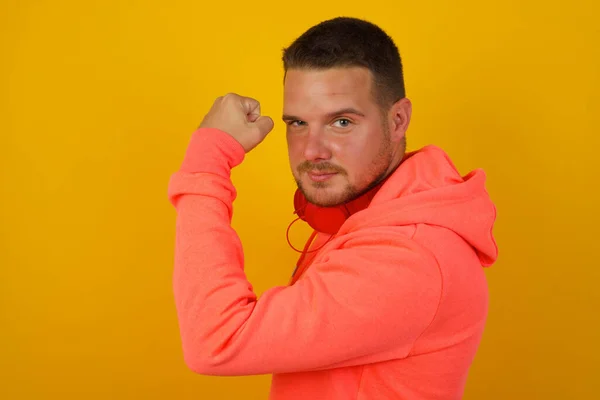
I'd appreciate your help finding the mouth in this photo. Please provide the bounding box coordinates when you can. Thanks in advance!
[307,171,338,182]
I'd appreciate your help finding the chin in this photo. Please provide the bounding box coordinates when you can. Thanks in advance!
[307,194,346,207]
[299,181,357,207]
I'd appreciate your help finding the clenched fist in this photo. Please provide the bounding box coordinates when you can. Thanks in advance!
[199,93,274,153]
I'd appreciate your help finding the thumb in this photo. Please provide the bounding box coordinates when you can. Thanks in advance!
[253,115,274,136]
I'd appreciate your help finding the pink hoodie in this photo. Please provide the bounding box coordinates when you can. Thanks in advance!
[167,127,498,399]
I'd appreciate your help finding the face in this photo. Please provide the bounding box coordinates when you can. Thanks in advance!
[283,67,409,207]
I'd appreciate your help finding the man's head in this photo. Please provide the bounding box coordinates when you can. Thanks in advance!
[282,17,412,207]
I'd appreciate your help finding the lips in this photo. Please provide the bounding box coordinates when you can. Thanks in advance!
[307,171,338,182]
[309,171,336,176]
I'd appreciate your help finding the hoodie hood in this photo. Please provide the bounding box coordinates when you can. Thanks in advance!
[340,145,498,267]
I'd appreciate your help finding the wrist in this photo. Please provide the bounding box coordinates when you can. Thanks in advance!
[179,128,246,176]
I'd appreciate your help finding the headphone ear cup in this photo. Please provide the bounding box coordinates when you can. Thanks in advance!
[294,189,350,235]
[304,204,349,235]
[293,177,387,235]
[293,189,308,220]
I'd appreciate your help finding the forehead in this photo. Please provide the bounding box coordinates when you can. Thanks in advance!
[283,67,375,114]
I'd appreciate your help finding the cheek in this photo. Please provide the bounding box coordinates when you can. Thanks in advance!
[286,136,304,167]
[287,136,298,154]
[333,136,380,173]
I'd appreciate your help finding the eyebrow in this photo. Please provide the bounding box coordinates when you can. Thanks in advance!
[282,107,366,122]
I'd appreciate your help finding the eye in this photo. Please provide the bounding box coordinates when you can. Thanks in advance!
[287,120,306,127]
[332,118,352,128]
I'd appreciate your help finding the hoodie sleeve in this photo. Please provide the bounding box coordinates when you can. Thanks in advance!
[167,128,443,376]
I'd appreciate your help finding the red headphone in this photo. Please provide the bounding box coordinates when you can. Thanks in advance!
[286,178,388,252]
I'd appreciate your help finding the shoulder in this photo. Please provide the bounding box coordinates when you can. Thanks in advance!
[312,225,442,286]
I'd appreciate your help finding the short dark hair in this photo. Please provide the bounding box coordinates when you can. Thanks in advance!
[282,17,405,110]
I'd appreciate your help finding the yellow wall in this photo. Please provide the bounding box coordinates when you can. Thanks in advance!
[1,1,598,398]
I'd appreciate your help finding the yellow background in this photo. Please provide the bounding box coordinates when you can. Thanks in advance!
[1,1,598,398]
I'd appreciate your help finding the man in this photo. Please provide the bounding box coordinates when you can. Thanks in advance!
[167,16,498,399]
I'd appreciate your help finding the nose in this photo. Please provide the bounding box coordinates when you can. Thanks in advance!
[303,128,332,162]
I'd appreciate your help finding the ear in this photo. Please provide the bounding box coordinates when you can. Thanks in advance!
[388,97,412,143]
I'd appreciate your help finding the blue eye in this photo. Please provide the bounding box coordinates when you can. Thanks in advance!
[289,120,305,127]
[333,118,351,128]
